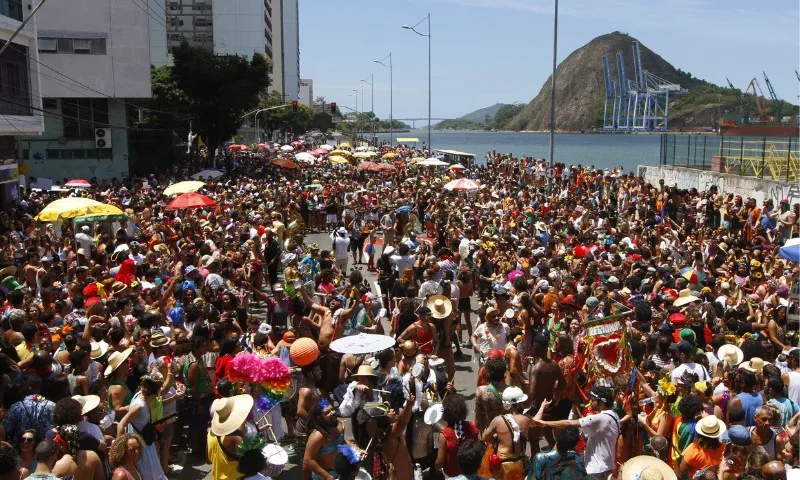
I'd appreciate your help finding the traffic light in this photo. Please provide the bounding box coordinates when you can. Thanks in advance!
[330,102,336,113]
[292,101,298,112]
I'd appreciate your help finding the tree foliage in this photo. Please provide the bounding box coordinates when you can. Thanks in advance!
[170,42,270,165]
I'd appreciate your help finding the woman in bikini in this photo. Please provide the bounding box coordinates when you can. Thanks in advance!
[109,434,144,480]
[397,306,438,355]
[303,400,363,480]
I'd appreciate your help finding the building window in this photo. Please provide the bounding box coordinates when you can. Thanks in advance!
[168,1,179,10]
[73,39,90,54]
[42,98,57,109]
[169,33,182,41]
[56,39,72,53]
[41,37,106,55]
[89,39,106,54]
[38,38,57,53]
[0,0,22,22]
[46,148,111,160]
[61,98,109,139]
[195,2,208,10]
[168,17,184,27]
[0,42,30,116]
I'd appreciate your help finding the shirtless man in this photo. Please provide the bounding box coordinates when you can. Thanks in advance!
[23,252,44,294]
[302,401,362,480]
[296,362,323,438]
[479,387,531,479]
[527,333,566,454]
[365,394,415,480]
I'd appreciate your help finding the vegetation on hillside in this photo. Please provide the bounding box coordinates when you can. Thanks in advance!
[434,103,525,130]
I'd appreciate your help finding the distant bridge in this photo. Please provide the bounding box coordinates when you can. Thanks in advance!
[392,117,451,128]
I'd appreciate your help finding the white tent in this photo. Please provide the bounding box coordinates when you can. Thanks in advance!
[190,169,224,179]
[417,158,449,167]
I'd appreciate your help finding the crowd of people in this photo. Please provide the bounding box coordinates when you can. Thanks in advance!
[0,138,795,480]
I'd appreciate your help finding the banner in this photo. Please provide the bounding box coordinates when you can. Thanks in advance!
[581,312,632,388]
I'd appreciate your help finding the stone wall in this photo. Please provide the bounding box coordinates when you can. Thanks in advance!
[637,165,800,206]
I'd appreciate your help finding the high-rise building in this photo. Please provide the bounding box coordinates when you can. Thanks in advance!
[151,0,299,102]
[299,79,313,107]
[16,0,152,182]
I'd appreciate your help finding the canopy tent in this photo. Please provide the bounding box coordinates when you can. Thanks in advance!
[190,170,224,180]
[396,137,420,143]
[164,181,205,196]
[416,158,449,167]
[35,198,124,222]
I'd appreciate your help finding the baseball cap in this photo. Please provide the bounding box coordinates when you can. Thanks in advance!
[679,328,696,343]
[727,425,751,446]
[670,340,692,354]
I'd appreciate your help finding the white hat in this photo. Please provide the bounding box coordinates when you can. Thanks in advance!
[695,415,727,439]
[717,344,744,367]
[72,395,101,415]
[502,386,528,408]
[81,225,90,232]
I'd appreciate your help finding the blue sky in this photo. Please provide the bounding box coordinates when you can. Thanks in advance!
[298,0,799,121]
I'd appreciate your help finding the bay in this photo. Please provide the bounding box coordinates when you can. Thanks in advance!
[373,130,662,172]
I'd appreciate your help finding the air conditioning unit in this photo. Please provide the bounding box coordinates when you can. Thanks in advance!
[94,128,111,149]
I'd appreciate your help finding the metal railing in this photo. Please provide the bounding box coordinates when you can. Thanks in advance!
[660,133,799,182]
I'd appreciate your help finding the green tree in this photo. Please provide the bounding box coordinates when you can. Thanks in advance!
[170,42,270,168]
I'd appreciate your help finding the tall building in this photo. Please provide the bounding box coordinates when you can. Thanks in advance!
[279,0,299,101]
[0,0,46,207]
[299,79,313,107]
[17,0,152,181]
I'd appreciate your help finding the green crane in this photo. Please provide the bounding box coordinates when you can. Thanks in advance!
[762,71,784,121]
[726,77,750,124]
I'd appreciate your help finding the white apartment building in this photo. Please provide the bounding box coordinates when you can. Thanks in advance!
[0,0,45,208]
[299,79,313,107]
[17,0,152,181]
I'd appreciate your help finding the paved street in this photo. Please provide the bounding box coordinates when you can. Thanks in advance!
[179,230,481,479]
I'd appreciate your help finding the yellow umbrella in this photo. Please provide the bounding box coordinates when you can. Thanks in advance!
[382,152,398,160]
[339,142,351,148]
[329,149,351,156]
[353,152,374,159]
[163,180,205,196]
[410,157,426,164]
[35,198,124,222]
[329,155,350,164]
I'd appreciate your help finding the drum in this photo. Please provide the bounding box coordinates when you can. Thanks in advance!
[262,443,288,477]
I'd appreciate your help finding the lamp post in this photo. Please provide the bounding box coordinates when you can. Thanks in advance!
[350,89,360,141]
[374,53,392,147]
[403,13,431,152]
[548,0,558,172]
[362,75,374,143]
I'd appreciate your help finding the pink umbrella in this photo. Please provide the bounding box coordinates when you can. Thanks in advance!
[65,179,91,188]
[443,178,479,191]
[310,148,328,156]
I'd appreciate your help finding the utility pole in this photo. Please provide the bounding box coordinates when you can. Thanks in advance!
[547,0,558,193]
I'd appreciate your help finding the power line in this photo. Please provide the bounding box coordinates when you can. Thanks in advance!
[2,114,25,134]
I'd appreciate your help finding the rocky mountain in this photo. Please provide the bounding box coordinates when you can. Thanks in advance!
[506,31,709,132]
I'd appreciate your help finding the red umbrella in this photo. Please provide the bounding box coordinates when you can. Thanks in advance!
[573,245,590,258]
[228,144,249,151]
[357,161,378,171]
[416,236,435,246]
[166,192,216,210]
[65,179,91,188]
[290,141,303,147]
[376,163,396,173]
[273,159,299,169]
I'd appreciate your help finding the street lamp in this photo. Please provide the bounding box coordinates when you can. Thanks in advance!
[350,89,360,140]
[403,13,431,152]
[548,0,558,172]
[374,53,392,147]
[362,75,374,143]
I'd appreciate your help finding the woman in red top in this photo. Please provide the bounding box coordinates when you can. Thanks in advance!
[398,306,438,355]
[435,394,479,477]
[213,337,240,393]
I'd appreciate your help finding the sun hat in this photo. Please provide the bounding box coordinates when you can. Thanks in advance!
[150,331,170,348]
[104,347,133,377]
[673,289,700,307]
[72,395,101,415]
[695,415,726,438]
[347,364,378,381]
[502,386,528,408]
[619,456,677,480]
[425,295,452,319]
[739,357,770,373]
[717,344,744,367]
[210,394,254,436]
[485,307,500,319]
[427,355,445,367]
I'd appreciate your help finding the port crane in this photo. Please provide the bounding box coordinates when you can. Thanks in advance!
[762,71,784,121]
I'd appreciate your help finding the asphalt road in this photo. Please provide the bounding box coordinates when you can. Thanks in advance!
[179,231,481,480]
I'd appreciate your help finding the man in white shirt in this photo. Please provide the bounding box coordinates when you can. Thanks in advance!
[379,211,396,254]
[471,307,510,362]
[75,225,93,254]
[670,340,710,383]
[417,268,441,298]
[330,227,350,272]
[389,243,413,274]
[533,385,626,480]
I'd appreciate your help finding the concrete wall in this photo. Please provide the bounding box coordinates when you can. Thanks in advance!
[21,101,131,180]
[638,165,800,206]
[212,0,265,59]
[36,0,152,98]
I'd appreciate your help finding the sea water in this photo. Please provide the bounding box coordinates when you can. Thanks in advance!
[374,130,662,172]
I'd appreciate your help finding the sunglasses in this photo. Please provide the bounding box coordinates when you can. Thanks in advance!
[20,437,35,444]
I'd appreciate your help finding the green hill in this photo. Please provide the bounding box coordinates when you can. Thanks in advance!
[435,103,525,130]
[460,103,507,124]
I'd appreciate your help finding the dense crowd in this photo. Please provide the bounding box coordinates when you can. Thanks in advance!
[0,139,795,480]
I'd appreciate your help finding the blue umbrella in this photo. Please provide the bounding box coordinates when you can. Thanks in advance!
[779,238,800,263]
[396,205,411,214]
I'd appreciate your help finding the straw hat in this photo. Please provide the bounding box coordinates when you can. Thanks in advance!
[150,331,170,348]
[90,341,109,360]
[673,289,700,307]
[695,415,727,439]
[425,295,452,319]
[739,357,771,373]
[72,395,100,415]
[210,394,254,436]
[104,347,133,377]
[0,265,16,278]
[620,456,676,480]
[717,344,744,367]
[400,340,418,357]
[347,364,378,381]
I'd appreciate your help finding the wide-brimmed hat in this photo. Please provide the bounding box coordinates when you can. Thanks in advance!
[739,357,770,373]
[348,364,378,381]
[90,341,109,360]
[717,344,744,367]
[619,456,677,480]
[150,331,170,348]
[1,276,23,292]
[0,266,16,278]
[673,289,700,307]
[210,394,254,436]
[72,395,100,415]
[104,347,133,377]
[534,221,547,232]
[502,386,528,407]
[425,295,452,319]
[695,415,726,439]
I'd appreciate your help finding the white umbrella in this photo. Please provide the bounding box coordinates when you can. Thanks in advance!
[444,178,479,191]
[417,158,449,167]
[294,152,317,163]
[329,333,396,354]
[280,145,294,152]
[319,144,334,151]
[355,146,369,152]
[190,169,224,180]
